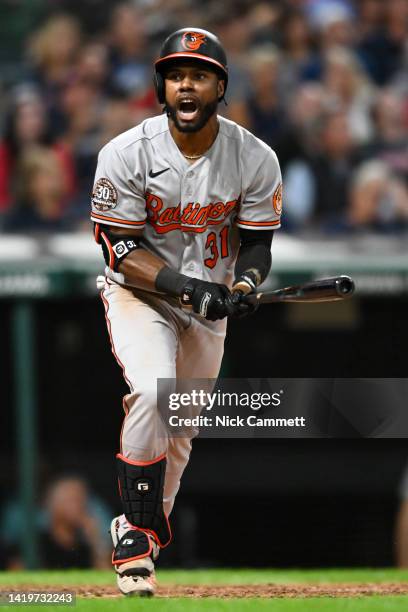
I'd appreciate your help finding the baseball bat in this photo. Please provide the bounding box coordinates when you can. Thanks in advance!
[243,275,355,305]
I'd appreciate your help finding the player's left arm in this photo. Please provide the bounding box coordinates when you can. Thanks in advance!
[232,227,274,295]
[226,228,274,318]
[228,145,282,317]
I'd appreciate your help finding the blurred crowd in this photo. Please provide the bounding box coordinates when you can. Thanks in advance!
[0,0,407,235]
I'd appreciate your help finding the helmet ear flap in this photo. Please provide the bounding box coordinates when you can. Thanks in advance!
[154,71,165,104]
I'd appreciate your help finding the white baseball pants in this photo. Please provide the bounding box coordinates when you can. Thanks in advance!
[100,278,226,516]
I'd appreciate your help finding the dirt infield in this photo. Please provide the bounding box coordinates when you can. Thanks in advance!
[4,583,408,599]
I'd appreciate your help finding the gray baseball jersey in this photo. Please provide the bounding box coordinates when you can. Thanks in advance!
[91,114,282,288]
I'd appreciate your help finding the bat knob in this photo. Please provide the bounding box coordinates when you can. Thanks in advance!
[337,276,355,296]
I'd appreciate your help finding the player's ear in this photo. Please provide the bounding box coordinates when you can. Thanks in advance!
[217,78,225,100]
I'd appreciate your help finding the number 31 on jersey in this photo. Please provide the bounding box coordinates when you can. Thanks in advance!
[204,227,229,269]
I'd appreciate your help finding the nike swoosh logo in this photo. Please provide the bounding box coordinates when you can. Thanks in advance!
[149,167,170,178]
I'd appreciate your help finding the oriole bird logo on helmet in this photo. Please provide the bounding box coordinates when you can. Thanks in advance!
[181,31,206,51]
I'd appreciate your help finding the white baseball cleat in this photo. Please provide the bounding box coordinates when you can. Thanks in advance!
[111,514,159,597]
[115,563,157,597]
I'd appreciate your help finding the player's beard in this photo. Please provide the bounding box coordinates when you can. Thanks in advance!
[165,97,219,133]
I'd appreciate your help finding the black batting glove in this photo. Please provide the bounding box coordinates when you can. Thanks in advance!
[225,291,259,319]
[180,279,231,321]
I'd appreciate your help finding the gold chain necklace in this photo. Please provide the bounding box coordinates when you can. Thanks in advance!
[176,122,219,161]
[182,151,203,160]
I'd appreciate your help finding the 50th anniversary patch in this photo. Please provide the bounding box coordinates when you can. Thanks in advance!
[92,178,118,211]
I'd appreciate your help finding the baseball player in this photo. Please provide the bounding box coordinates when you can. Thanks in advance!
[91,27,282,596]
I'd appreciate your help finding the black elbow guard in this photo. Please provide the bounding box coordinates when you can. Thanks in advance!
[94,223,140,271]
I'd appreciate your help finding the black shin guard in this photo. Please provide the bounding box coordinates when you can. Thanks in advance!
[116,453,172,547]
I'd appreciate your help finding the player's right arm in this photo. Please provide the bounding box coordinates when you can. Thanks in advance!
[100,225,166,293]
[96,223,230,321]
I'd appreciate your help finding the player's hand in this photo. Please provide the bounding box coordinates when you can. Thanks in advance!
[225,273,259,318]
[180,279,231,321]
[225,291,259,318]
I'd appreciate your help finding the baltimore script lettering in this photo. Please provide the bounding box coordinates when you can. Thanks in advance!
[145,192,241,233]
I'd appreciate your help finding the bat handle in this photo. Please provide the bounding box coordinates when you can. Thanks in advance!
[231,290,244,305]
[231,274,257,306]
[242,292,260,305]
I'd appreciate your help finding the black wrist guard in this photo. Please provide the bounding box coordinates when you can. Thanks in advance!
[155,266,190,297]
[94,223,140,272]
[233,270,258,295]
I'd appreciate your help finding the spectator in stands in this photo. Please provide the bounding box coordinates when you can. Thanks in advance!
[241,45,286,148]
[358,89,408,183]
[210,3,253,127]
[308,1,356,52]
[276,82,326,171]
[107,3,151,101]
[348,160,408,231]
[311,107,357,229]
[278,84,327,228]
[38,477,110,569]
[245,0,282,46]
[304,0,355,42]
[0,86,76,213]
[3,147,71,233]
[75,42,111,94]
[59,78,104,200]
[52,0,118,37]
[283,107,356,231]
[356,0,407,85]
[105,2,159,121]
[322,47,376,144]
[279,8,321,99]
[4,476,110,569]
[98,94,134,148]
[66,92,135,229]
[26,14,82,134]
[301,1,356,81]
[356,0,385,39]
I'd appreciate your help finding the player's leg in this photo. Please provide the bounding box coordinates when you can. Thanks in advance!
[102,281,177,459]
[163,317,226,516]
[101,281,178,595]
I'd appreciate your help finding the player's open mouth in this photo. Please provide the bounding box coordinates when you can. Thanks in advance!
[177,98,200,121]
